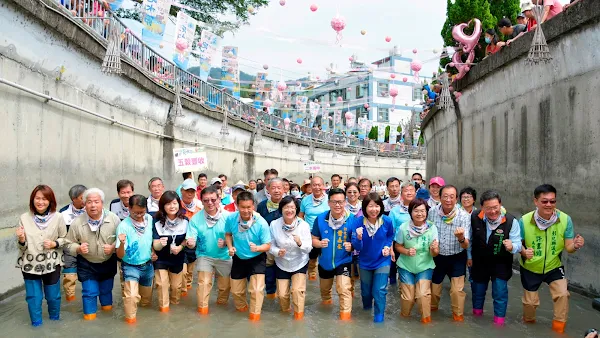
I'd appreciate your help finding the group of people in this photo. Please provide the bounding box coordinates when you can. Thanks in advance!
[15,169,584,333]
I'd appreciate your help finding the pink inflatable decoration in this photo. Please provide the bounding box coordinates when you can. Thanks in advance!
[277,81,287,91]
[390,74,396,79]
[349,56,354,62]
[412,49,418,54]
[284,117,291,128]
[452,50,475,80]
[452,19,482,54]
[337,97,343,102]
[402,77,408,82]
[263,64,269,70]
[264,99,273,108]
[347,87,352,91]
[345,112,353,120]
[331,15,346,44]
[297,58,303,64]
[410,60,423,82]
[385,36,392,43]
[310,4,318,12]
[125,28,131,33]
[251,84,256,88]
[390,87,399,111]
[364,103,369,109]
[279,0,286,6]
[454,92,462,101]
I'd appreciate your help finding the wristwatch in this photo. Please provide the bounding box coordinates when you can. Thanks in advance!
[458,238,465,244]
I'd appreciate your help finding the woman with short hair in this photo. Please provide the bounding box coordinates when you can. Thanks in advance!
[16,185,67,326]
[152,191,188,312]
[352,193,394,323]
[269,196,313,319]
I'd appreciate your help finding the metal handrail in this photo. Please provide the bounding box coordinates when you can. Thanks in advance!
[52,0,425,157]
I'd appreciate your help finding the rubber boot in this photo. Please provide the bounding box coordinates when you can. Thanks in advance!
[431,283,442,311]
[181,263,189,296]
[291,273,306,319]
[336,275,352,320]
[216,275,230,305]
[416,279,432,323]
[196,271,213,314]
[231,278,248,312]
[169,271,182,306]
[248,274,265,321]
[400,283,416,317]
[276,279,291,312]
[123,281,141,323]
[549,279,570,333]
[320,278,334,304]
[44,281,62,321]
[98,278,114,311]
[308,258,318,281]
[63,273,77,302]
[118,261,125,298]
[522,290,540,323]
[155,269,170,312]
[81,280,99,318]
[24,279,43,327]
[139,285,153,307]
[450,277,466,321]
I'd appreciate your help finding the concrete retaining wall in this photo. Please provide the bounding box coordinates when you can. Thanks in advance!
[421,1,600,295]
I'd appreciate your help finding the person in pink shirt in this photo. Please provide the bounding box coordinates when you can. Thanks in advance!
[533,0,563,23]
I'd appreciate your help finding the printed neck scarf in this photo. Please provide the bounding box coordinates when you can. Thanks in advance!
[408,220,432,239]
[120,201,130,218]
[204,209,222,228]
[131,216,148,236]
[184,199,197,211]
[485,207,507,231]
[160,216,187,236]
[439,204,458,225]
[328,212,347,230]
[148,196,160,211]
[282,217,299,232]
[312,194,326,207]
[70,203,86,217]
[399,203,409,213]
[64,203,86,224]
[33,210,54,230]
[364,217,383,237]
[534,208,558,231]
[87,210,105,232]
[266,198,280,213]
[345,200,361,215]
[238,213,256,232]
[387,195,402,209]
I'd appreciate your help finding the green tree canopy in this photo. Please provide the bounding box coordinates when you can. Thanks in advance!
[489,0,521,25]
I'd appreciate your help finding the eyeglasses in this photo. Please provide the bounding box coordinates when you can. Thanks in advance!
[412,209,427,214]
[131,211,146,217]
[461,195,473,200]
[441,195,456,200]
[283,206,296,211]
[202,199,218,204]
[538,200,556,205]
[329,200,345,206]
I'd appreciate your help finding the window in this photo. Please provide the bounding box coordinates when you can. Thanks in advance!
[343,88,350,100]
[377,82,389,97]
[356,85,365,98]
[412,85,422,102]
[378,108,389,122]
[329,91,338,102]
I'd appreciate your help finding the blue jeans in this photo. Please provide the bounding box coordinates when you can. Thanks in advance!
[359,265,390,322]
[24,279,61,326]
[472,278,508,317]
[121,261,154,287]
[82,279,114,314]
[399,268,434,285]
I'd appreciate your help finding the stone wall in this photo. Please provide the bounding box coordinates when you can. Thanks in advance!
[421,1,600,295]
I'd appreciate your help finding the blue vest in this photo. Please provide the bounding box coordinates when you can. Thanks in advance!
[314,211,355,271]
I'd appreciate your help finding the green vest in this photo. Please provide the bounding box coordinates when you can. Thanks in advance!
[397,222,436,274]
[520,210,568,274]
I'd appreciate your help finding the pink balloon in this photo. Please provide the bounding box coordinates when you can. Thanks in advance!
[448,62,455,67]
[279,0,286,6]
[264,99,273,108]
[389,88,398,97]
[449,86,454,92]
[452,50,475,80]
[347,87,352,91]
[331,16,346,33]
[412,49,418,54]
[390,74,396,79]
[452,19,482,53]
[364,103,369,109]
[454,92,462,101]
[402,77,408,82]
[251,84,256,88]
[337,97,343,102]
[345,112,353,120]
[297,58,303,64]
[284,117,291,127]
[310,4,318,12]
[277,81,287,91]
[385,36,392,43]
[349,56,354,62]
[125,28,131,33]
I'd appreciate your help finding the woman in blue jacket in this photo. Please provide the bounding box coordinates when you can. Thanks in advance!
[352,192,394,323]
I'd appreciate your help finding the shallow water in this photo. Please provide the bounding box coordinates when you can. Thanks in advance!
[0,271,598,338]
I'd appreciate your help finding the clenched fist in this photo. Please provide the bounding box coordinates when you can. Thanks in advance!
[217,238,225,248]
[356,227,363,241]
[170,243,182,255]
[454,227,465,240]
[78,242,89,254]
[430,239,439,252]
[408,248,417,257]
[574,234,585,249]
[228,246,237,257]
[159,237,168,248]
[249,242,258,252]
[118,233,126,243]
[16,226,25,243]
[278,248,287,257]
[502,239,513,252]
[187,238,196,248]
[103,244,115,255]
[320,239,329,248]
[43,240,55,249]
[382,246,390,257]
[522,247,534,260]
[344,242,352,252]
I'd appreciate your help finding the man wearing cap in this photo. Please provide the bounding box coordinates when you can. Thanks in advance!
[428,184,471,322]
[257,178,285,298]
[176,172,193,198]
[255,169,279,206]
[517,12,527,26]
[180,178,203,296]
[210,177,232,206]
[427,177,445,209]
[225,182,248,212]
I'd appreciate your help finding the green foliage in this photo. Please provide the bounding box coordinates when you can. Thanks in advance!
[440,0,496,67]
[489,0,521,24]
[384,125,391,143]
[368,126,378,140]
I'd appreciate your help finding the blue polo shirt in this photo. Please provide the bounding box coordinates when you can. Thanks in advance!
[225,212,271,260]
[300,194,330,230]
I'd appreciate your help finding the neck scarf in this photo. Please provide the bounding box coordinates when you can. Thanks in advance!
[64,203,86,224]
[533,208,558,231]
[266,198,280,213]
[264,189,272,201]
[204,209,222,228]
[387,195,402,209]
[159,216,187,236]
[70,203,86,217]
[120,201,130,218]
[238,213,256,232]
[439,204,458,225]
[408,220,432,239]
[131,216,148,236]
[399,202,409,213]
[184,199,197,211]
[328,212,347,230]
[87,210,105,232]
[364,217,383,237]
[282,217,299,232]
[148,196,159,211]
[32,210,54,230]
[345,200,361,215]
[312,194,326,207]
[484,207,507,231]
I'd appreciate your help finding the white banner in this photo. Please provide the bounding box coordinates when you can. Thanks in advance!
[173,147,208,173]
[173,11,197,70]
[303,161,322,173]
[195,29,219,81]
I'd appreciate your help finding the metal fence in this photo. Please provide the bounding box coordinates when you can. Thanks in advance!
[56,0,425,158]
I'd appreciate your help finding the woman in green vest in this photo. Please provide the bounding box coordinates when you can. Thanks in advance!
[519,184,585,334]
[395,198,439,323]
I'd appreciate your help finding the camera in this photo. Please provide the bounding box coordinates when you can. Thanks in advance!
[585,329,598,338]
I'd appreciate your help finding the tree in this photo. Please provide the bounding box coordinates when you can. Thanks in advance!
[368,126,378,140]
[440,0,496,67]
[489,0,521,25]
[117,0,269,37]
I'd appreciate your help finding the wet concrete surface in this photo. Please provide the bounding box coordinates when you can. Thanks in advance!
[0,270,599,338]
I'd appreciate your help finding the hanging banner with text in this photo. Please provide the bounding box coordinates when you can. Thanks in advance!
[141,0,170,49]
[303,161,322,173]
[221,46,240,98]
[173,147,208,173]
[173,11,198,70]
